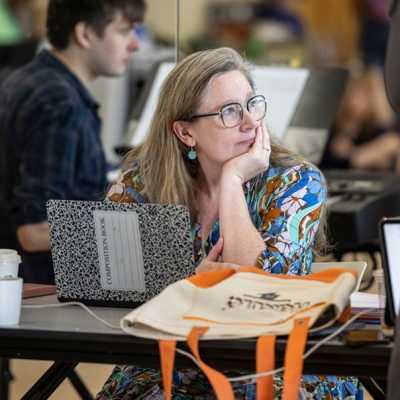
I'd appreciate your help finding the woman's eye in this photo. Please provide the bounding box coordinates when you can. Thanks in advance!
[248,98,261,108]
[222,105,238,116]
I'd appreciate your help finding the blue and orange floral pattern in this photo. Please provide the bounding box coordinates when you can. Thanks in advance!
[108,162,326,275]
[98,162,363,400]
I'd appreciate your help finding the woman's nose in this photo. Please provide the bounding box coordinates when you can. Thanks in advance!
[240,109,258,131]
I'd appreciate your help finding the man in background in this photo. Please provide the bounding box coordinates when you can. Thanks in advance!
[0,0,146,283]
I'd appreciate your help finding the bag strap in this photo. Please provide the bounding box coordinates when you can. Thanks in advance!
[161,320,309,400]
[256,335,276,400]
[282,317,310,400]
[159,340,176,400]
[187,327,235,400]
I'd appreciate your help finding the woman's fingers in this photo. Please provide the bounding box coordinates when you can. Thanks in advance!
[263,124,271,149]
[206,237,223,261]
[254,124,263,151]
[195,260,240,274]
[251,124,270,156]
[224,263,240,271]
[260,124,266,149]
[261,123,271,151]
[247,125,264,158]
[197,237,239,273]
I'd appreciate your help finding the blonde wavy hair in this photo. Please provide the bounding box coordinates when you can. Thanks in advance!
[125,47,328,253]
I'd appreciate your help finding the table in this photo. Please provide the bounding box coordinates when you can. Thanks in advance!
[0,296,392,399]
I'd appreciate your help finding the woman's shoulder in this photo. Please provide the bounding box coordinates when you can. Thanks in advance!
[107,162,146,203]
[268,161,323,178]
[266,161,325,186]
[248,161,326,197]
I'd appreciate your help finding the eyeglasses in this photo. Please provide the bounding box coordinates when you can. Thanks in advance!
[188,95,267,128]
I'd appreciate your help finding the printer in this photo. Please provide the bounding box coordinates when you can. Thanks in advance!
[325,169,400,251]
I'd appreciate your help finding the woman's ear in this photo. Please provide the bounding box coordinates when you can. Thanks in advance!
[172,121,196,147]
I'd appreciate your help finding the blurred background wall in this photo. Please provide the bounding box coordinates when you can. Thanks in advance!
[2,0,365,67]
[1,0,394,172]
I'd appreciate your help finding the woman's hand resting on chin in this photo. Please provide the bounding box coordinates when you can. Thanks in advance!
[222,123,271,184]
[195,237,240,273]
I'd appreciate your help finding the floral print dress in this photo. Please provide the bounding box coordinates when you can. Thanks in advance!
[97,162,363,400]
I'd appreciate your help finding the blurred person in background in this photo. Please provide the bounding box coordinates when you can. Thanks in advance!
[321,0,400,172]
[0,0,146,283]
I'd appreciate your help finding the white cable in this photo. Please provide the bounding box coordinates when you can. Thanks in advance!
[302,309,372,360]
[369,377,385,396]
[22,302,375,383]
[177,309,375,383]
[22,302,121,330]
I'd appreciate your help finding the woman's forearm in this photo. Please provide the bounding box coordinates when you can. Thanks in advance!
[219,174,266,265]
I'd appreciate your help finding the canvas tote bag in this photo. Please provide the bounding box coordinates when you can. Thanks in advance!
[121,266,357,400]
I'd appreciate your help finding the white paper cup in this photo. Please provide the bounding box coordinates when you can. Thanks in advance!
[0,249,21,278]
[0,277,23,325]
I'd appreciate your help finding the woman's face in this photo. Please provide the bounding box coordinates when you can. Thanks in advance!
[187,70,264,167]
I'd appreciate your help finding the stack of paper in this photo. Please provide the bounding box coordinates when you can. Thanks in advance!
[350,291,385,322]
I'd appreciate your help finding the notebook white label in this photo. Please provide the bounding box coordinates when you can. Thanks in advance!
[94,210,146,291]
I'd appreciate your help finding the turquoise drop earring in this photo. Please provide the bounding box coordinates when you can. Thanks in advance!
[188,147,197,160]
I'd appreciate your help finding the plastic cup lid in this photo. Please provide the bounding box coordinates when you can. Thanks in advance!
[0,276,21,281]
[0,249,21,264]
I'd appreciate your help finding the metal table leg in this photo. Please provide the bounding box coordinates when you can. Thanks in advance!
[0,358,13,400]
[68,369,94,399]
[21,361,78,400]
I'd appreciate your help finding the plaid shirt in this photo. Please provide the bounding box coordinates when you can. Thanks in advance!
[0,50,107,283]
[0,49,107,227]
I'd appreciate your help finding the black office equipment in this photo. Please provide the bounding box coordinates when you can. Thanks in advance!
[325,169,400,251]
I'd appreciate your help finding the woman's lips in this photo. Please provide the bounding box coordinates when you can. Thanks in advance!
[238,138,255,146]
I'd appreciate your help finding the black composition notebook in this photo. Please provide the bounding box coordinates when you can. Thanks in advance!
[47,200,194,307]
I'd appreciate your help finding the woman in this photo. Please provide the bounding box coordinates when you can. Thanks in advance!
[98,47,361,399]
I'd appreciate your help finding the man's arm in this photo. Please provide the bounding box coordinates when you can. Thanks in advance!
[13,100,80,252]
[16,222,50,252]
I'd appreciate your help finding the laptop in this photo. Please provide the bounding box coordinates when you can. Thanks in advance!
[379,217,400,326]
[47,200,194,307]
